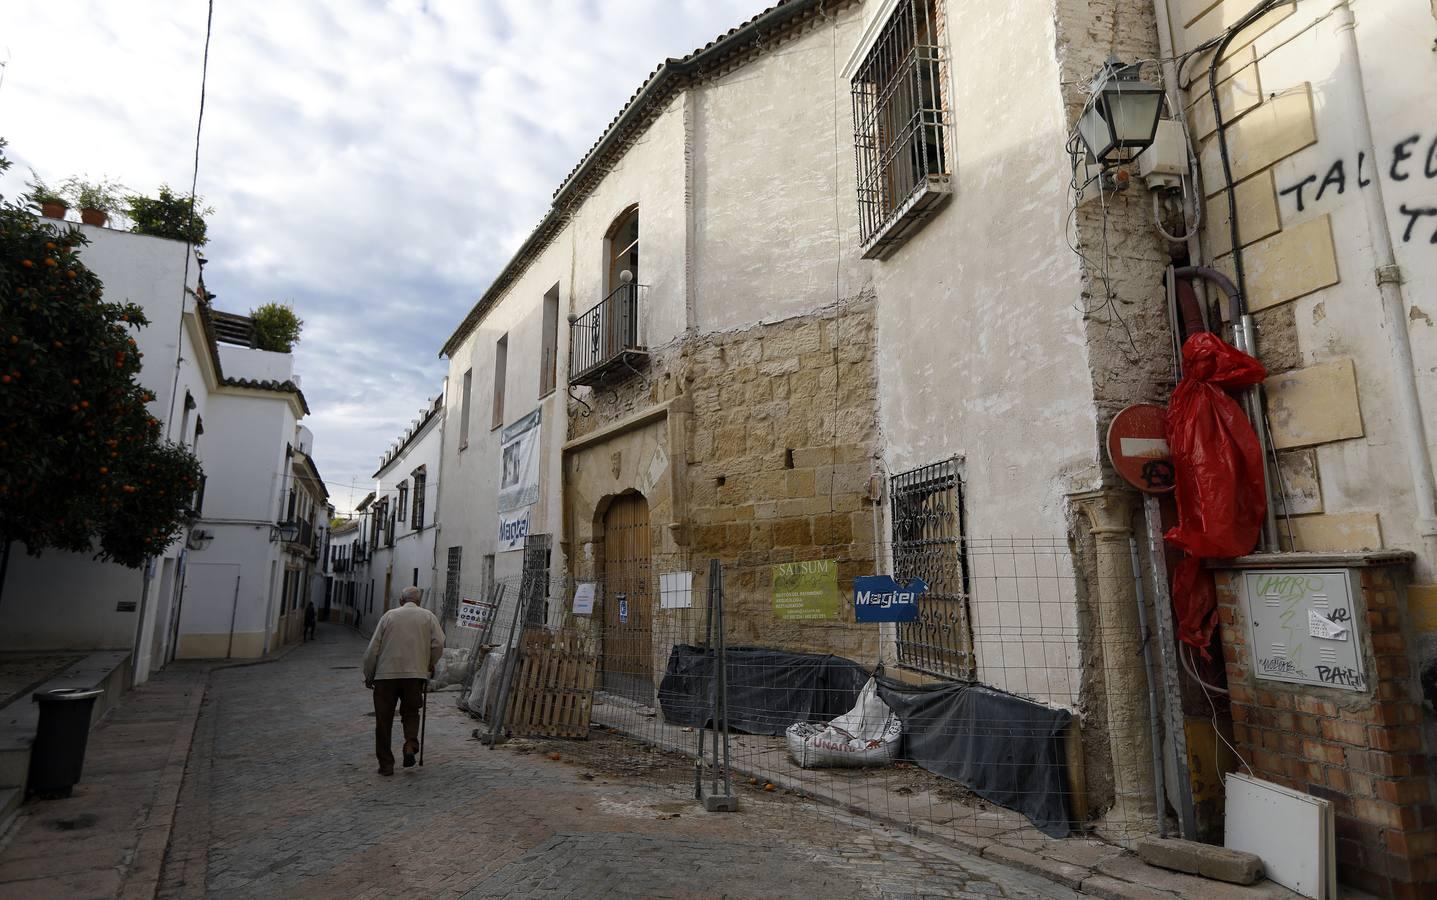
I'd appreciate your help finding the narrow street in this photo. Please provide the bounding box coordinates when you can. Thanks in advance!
[153,625,1076,899]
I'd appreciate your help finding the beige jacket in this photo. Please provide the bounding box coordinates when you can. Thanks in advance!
[362,602,445,681]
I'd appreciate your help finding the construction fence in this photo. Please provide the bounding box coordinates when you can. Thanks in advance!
[438,534,1177,852]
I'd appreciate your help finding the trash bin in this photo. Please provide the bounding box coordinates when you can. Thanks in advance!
[28,687,104,798]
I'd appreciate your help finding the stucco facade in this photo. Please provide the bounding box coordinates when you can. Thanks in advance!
[366,395,445,618]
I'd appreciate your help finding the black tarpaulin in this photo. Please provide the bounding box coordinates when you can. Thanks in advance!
[876,678,1074,838]
[657,645,870,736]
[655,646,1075,837]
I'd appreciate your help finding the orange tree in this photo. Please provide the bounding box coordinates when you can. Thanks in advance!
[0,140,203,586]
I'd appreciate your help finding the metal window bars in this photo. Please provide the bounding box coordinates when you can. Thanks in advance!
[850,0,953,259]
[890,457,974,680]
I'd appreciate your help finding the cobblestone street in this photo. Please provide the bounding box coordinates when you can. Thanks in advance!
[159,625,1077,899]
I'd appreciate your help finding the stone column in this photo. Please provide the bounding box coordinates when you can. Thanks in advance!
[1071,489,1158,845]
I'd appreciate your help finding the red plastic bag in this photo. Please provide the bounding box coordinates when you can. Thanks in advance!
[1164,333,1267,651]
[1171,556,1220,655]
[1164,333,1267,559]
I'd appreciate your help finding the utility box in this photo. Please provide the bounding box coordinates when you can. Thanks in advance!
[1239,569,1367,692]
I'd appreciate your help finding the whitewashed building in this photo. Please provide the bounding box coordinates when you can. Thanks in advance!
[365,395,445,625]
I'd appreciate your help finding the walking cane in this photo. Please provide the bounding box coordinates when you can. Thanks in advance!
[419,682,428,767]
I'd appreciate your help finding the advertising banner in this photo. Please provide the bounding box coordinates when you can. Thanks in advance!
[772,559,839,621]
[497,506,532,553]
[852,575,927,623]
[498,409,541,513]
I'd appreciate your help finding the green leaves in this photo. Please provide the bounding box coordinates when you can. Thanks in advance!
[126,185,211,246]
[250,301,303,353]
[1,145,203,568]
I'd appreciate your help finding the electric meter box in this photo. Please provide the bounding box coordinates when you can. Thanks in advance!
[1240,569,1367,693]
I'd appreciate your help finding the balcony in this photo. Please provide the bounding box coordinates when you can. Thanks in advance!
[569,282,648,387]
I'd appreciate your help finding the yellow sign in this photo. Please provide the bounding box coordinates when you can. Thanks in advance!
[772,559,839,621]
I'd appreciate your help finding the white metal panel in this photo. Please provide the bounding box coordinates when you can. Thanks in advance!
[1241,569,1367,692]
[1225,772,1335,899]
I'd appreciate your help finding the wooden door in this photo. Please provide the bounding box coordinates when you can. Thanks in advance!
[602,493,652,703]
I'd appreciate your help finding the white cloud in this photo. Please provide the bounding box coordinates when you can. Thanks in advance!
[0,0,771,509]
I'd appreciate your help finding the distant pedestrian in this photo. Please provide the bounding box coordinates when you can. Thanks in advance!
[362,586,444,775]
[303,602,317,642]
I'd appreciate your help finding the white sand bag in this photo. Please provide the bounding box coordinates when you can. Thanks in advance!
[785,677,902,769]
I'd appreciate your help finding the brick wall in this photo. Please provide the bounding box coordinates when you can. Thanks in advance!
[1215,565,1436,899]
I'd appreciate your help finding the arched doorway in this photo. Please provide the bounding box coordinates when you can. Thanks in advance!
[602,492,652,703]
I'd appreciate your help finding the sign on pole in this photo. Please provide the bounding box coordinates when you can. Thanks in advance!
[1106,403,1175,494]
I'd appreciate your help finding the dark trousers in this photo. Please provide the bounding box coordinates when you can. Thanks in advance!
[372,678,424,770]
[303,621,316,640]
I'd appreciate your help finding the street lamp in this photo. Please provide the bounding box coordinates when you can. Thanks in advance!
[271,520,300,543]
[1077,58,1165,168]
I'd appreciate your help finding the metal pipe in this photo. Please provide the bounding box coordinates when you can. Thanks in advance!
[1332,2,1437,573]
[1130,537,1168,839]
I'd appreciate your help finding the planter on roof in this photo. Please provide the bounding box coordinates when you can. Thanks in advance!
[79,208,108,227]
[40,201,69,220]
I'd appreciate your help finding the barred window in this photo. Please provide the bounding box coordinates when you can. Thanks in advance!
[444,546,462,620]
[851,0,952,259]
[890,457,972,680]
[412,468,427,529]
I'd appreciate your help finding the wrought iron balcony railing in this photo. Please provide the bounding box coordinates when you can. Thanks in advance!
[569,282,648,387]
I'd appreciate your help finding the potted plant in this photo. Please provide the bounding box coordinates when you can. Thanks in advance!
[62,177,122,227]
[26,172,68,219]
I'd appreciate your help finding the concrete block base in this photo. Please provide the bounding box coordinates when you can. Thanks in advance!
[1136,836,1264,886]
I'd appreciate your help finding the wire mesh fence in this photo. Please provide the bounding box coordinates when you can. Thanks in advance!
[440,531,1170,854]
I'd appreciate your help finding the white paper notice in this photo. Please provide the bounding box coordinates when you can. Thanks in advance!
[1308,609,1349,641]
[659,571,694,609]
[573,582,596,615]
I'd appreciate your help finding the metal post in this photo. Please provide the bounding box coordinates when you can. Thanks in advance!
[1130,537,1167,839]
[703,558,736,811]
[1142,495,1198,839]
[696,564,715,800]
[485,582,528,747]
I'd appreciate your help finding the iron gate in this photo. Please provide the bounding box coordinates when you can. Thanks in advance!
[890,457,973,679]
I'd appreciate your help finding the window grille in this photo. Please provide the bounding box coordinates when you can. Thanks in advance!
[890,457,972,679]
[850,0,952,259]
[444,546,462,621]
[412,469,426,529]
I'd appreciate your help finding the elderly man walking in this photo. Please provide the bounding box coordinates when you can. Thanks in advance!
[362,586,445,775]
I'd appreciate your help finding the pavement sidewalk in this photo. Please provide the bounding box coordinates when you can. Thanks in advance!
[0,642,301,900]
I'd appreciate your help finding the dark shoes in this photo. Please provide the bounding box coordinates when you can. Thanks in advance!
[402,751,417,768]
[378,766,394,776]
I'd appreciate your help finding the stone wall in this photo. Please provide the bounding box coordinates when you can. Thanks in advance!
[564,294,882,669]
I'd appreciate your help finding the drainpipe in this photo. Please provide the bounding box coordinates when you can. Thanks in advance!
[1332,2,1437,576]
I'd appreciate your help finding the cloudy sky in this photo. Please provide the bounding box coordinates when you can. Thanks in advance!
[0,0,769,512]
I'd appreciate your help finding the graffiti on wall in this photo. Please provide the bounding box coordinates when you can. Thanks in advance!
[1278,132,1437,243]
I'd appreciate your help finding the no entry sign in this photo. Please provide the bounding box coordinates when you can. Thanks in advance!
[1106,403,1175,494]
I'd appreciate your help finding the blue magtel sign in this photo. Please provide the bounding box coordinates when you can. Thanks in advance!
[852,575,927,623]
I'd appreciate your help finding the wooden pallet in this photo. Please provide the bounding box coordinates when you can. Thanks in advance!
[504,628,598,739]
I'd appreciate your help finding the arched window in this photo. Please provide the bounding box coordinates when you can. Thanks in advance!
[606,205,638,293]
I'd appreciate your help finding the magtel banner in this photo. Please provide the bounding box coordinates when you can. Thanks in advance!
[497,506,531,552]
[498,408,541,513]
[852,575,927,623]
